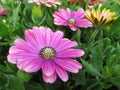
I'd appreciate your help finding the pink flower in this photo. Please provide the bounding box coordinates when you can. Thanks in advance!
[53,8,92,31]
[28,0,61,7]
[7,26,84,83]
[0,8,5,16]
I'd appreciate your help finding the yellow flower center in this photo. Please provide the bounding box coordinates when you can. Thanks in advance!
[68,18,76,24]
[40,47,56,60]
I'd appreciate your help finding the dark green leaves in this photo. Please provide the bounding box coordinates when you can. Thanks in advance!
[5,75,25,90]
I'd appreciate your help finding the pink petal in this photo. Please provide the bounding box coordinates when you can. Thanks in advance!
[53,8,71,26]
[7,45,39,64]
[74,9,85,19]
[42,61,55,76]
[49,31,64,47]
[45,28,53,46]
[32,27,46,48]
[14,39,37,53]
[9,46,25,54]
[7,54,17,64]
[55,65,68,82]
[69,25,78,31]
[55,38,78,52]
[57,49,85,58]
[54,59,82,73]
[25,29,38,48]
[57,8,70,20]
[66,8,71,18]
[43,73,56,83]
[76,19,92,28]
[17,58,42,73]
[54,18,68,26]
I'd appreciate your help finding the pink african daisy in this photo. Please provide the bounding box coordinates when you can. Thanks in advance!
[0,8,5,16]
[53,8,92,31]
[7,26,84,83]
[28,0,61,7]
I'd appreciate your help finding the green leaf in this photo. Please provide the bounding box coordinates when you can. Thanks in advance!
[10,2,21,31]
[72,70,86,86]
[81,60,104,78]
[103,38,111,48]
[17,70,32,82]
[112,65,120,76]
[0,20,9,37]
[89,40,104,71]
[111,77,120,88]
[87,79,101,90]
[25,82,44,90]
[0,74,7,90]
[4,61,17,72]
[100,82,112,89]
[75,30,81,46]
[5,75,25,90]
[0,64,8,73]
[102,65,112,79]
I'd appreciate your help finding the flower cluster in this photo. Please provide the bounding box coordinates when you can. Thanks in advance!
[5,0,117,84]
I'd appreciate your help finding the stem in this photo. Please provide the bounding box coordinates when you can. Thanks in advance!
[88,27,99,43]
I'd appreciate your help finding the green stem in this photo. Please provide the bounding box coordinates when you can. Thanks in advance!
[88,27,99,43]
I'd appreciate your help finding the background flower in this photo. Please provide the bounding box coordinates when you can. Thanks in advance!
[7,26,84,83]
[0,7,5,16]
[53,8,92,31]
[28,0,61,7]
[85,8,117,26]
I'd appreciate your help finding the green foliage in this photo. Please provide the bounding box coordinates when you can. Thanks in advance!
[25,82,44,90]
[17,70,32,82]
[5,75,25,90]
[0,0,120,90]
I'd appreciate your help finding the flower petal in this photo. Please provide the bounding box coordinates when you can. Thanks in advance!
[55,38,78,52]
[74,9,85,19]
[14,39,37,53]
[76,19,92,28]
[43,73,56,83]
[55,65,68,82]
[25,29,38,48]
[45,28,53,46]
[54,59,82,73]
[42,61,55,76]
[57,49,85,58]
[32,27,46,48]
[17,58,42,73]
[49,31,64,48]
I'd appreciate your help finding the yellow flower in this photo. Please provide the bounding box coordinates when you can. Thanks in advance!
[85,8,117,26]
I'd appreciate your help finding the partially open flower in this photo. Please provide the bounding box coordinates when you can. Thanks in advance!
[28,0,61,7]
[85,8,117,26]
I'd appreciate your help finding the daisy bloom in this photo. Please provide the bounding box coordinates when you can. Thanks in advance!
[28,0,61,7]
[85,8,117,26]
[53,8,92,31]
[0,7,5,16]
[7,26,84,83]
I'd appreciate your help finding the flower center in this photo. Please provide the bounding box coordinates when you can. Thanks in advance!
[40,47,56,60]
[68,18,76,24]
